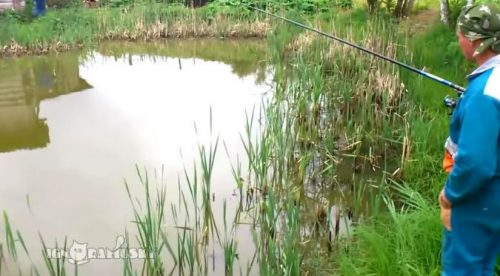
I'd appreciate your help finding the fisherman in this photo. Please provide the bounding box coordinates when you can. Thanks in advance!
[32,0,46,17]
[440,3,500,275]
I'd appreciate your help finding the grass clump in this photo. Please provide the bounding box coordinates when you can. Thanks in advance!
[338,183,443,276]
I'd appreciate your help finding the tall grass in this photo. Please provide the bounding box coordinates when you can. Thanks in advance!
[274,9,499,276]
[119,111,252,275]
[338,182,443,276]
[396,24,472,198]
[195,11,409,275]
[1,211,69,276]
[0,4,270,56]
[124,166,168,275]
[246,8,484,275]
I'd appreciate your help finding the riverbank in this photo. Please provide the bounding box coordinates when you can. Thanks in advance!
[0,4,270,56]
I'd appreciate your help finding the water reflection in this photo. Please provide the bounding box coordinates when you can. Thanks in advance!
[0,54,92,153]
[95,39,269,84]
[0,39,269,155]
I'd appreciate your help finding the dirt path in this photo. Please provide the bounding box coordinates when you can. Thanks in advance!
[401,9,440,34]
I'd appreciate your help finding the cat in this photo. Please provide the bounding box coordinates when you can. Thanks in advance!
[68,240,90,265]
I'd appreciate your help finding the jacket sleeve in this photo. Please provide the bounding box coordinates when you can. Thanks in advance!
[445,94,499,205]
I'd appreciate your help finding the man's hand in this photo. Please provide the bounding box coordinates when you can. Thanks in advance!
[439,189,452,231]
[439,189,452,209]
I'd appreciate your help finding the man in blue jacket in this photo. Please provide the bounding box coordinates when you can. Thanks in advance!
[33,0,46,17]
[439,3,500,276]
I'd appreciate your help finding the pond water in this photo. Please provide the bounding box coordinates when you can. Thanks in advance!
[0,39,273,275]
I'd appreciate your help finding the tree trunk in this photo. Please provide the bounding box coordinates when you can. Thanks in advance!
[440,0,450,26]
[393,0,403,17]
[402,0,415,17]
[367,0,378,14]
[466,0,474,7]
[185,0,208,7]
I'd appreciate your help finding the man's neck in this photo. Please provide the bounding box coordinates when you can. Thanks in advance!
[475,51,498,66]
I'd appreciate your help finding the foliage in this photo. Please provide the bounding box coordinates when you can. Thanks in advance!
[339,183,443,275]
[476,0,499,3]
[207,0,350,13]
[0,4,271,56]
[448,0,467,25]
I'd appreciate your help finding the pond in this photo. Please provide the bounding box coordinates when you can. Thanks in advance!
[0,39,273,275]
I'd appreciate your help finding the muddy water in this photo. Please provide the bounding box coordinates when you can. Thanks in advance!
[0,39,272,275]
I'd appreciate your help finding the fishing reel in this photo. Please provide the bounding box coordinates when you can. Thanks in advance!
[443,94,461,115]
[444,95,457,109]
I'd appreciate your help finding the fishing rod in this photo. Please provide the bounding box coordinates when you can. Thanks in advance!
[243,4,465,107]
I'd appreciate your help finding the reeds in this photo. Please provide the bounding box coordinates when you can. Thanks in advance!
[0,4,270,57]
[338,182,443,276]
[124,166,167,275]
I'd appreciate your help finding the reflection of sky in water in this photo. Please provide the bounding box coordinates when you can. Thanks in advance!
[0,53,273,275]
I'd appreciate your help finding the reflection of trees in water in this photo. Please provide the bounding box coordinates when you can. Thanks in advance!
[94,39,271,85]
[0,40,269,153]
[230,59,269,84]
[0,54,91,153]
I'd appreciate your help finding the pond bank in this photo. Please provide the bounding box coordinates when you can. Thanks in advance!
[0,4,270,57]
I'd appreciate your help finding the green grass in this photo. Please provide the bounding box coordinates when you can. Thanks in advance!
[124,166,168,275]
[338,182,443,276]
[0,3,270,56]
[398,23,473,199]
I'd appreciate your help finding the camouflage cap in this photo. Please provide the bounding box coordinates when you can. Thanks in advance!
[457,3,500,56]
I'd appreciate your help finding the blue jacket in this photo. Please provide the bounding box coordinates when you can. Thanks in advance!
[444,55,500,208]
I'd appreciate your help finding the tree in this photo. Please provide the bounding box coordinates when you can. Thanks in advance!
[393,0,415,18]
[402,0,415,16]
[393,0,403,17]
[367,0,379,14]
[185,0,209,7]
[440,0,450,25]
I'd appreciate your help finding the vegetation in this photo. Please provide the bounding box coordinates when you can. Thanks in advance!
[0,3,270,56]
[0,0,440,55]
[260,12,452,275]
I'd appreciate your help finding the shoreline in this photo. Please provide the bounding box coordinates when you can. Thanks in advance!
[0,6,271,57]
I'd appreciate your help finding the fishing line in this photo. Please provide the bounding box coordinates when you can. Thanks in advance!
[243,4,465,106]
